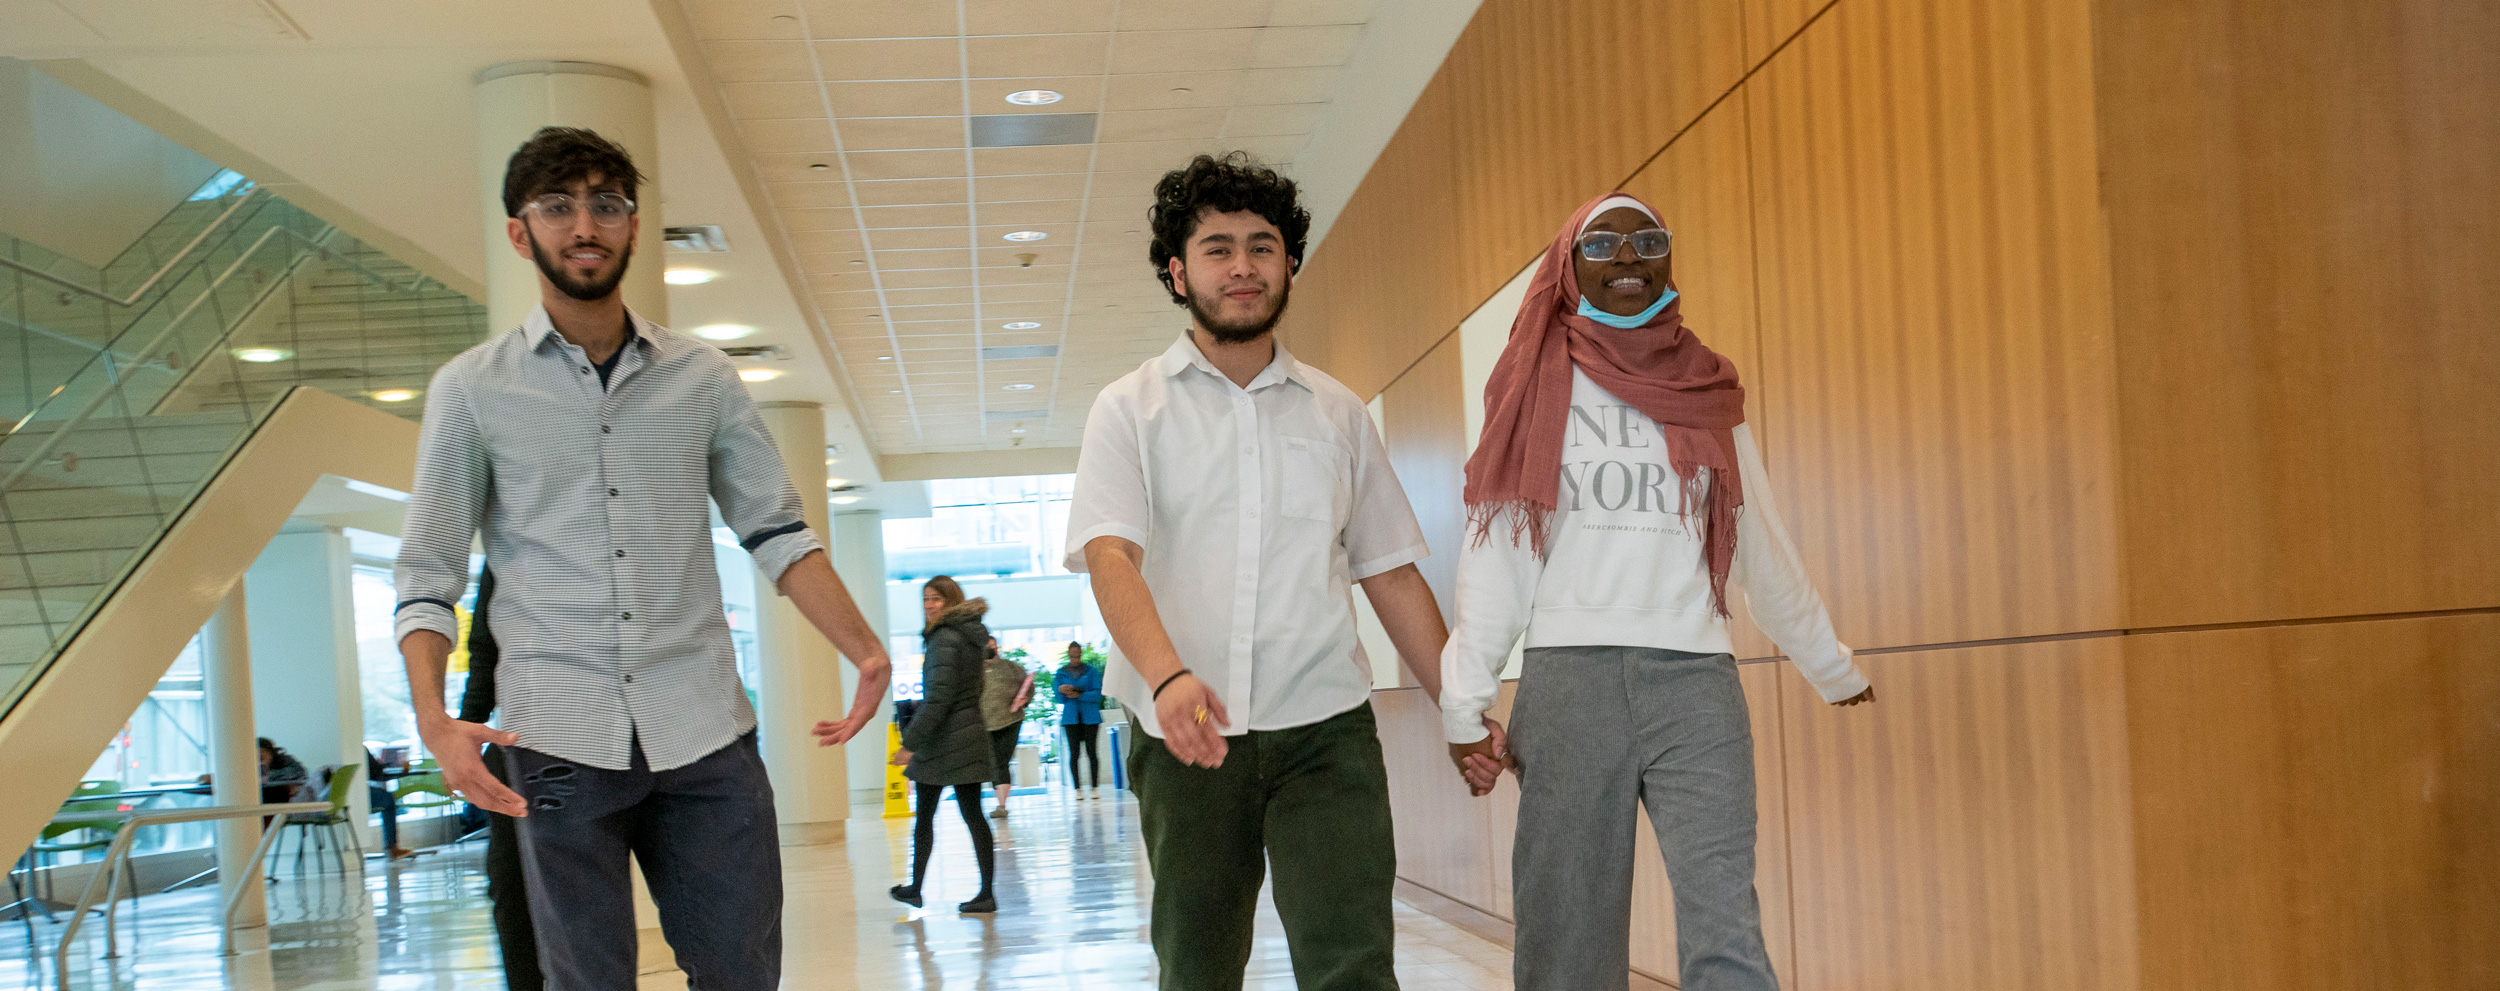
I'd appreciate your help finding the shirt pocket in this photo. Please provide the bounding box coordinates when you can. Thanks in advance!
[1279,435,1348,524]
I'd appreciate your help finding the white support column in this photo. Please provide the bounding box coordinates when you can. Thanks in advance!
[243,526,365,837]
[832,510,894,811]
[201,587,264,928]
[752,402,848,845]
[474,61,666,333]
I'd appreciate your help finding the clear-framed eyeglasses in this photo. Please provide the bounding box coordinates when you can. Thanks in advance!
[524,192,636,229]
[1575,227,1672,262]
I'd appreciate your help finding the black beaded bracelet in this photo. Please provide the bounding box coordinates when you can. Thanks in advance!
[1153,668,1193,700]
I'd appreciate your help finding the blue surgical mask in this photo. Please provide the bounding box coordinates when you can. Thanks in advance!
[1576,289,1677,329]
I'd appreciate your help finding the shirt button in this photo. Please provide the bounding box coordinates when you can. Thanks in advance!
[621,612,632,621]
[580,367,590,374]
[614,549,626,558]
[607,488,619,496]
[623,674,634,684]
[601,425,611,434]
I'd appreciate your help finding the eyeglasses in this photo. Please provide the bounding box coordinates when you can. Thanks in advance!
[523,192,636,229]
[1575,228,1672,262]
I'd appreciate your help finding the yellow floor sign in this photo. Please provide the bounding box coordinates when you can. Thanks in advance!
[882,722,911,818]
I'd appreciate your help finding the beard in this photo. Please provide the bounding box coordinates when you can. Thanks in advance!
[526,228,633,302]
[1183,276,1292,344]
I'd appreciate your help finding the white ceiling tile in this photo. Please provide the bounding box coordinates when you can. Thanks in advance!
[1099,107,1229,144]
[719,81,826,119]
[813,37,963,79]
[963,0,1113,35]
[1269,0,1377,27]
[1249,25,1364,68]
[965,33,1111,79]
[1236,66,1343,103]
[1110,29,1259,74]
[705,40,816,83]
[1222,102,1326,138]
[794,0,958,39]
[740,117,840,154]
[1113,0,1276,31]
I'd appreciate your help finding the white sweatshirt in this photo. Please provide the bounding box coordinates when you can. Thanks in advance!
[1440,369,1870,744]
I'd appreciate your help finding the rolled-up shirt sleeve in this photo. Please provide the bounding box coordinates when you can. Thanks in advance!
[1064,390,1150,572]
[709,364,825,586]
[395,365,489,647]
[1340,402,1428,580]
[1729,424,1869,703]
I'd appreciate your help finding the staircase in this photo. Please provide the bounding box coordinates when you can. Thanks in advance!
[0,174,487,719]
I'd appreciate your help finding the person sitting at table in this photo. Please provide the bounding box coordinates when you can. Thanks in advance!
[365,748,415,860]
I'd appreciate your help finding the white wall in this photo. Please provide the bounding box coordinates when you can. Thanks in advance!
[0,59,222,268]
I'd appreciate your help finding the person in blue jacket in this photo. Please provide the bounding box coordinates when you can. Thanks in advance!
[1054,642,1106,799]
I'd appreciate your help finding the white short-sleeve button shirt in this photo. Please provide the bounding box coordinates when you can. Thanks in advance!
[1065,334,1428,738]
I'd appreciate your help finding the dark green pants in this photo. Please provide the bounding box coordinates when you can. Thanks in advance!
[1133,702,1399,991]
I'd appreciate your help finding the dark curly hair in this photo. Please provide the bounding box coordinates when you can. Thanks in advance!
[501,126,646,218]
[1148,153,1311,306]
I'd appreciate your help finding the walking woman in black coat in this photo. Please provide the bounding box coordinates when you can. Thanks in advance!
[890,575,1000,913]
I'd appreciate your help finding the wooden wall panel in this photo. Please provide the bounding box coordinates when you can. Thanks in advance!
[2122,613,2500,991]
[1744,0,1836,65]
[1376,684,1498,909]
[1282,70,1462,400]
[1781,639,2140,991]
[2092,0,2500,627]
[1381,335,1466,620]
[1745,0,2122,650]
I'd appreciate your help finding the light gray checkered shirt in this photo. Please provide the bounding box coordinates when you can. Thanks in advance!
[393,305,822,771]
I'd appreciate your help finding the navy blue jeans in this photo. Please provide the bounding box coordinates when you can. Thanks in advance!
[505,731,781,991]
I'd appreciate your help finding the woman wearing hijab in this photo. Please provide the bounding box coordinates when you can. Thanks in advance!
[1440,193,1875,991]
[890,575,1001,913]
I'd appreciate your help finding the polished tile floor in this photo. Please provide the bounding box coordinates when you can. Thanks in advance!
[1,789,1513,990]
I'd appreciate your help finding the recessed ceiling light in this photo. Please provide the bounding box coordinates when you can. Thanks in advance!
[825,477,850,488]
[830,495,862,505]
[665,269,716,285]
[848,259,865,265]
[1004,89,1064,106]
[1171,87,1193,94]
[233,347,291,363]
[1002,320,1042,330]
[372,388,419,403]
[876,355,891,361]
[1002,383,1036,391]
[888,389,902,394]
[693,324,755,341]
[1002,230,1048,242]
[1011,428,1026,434]
[739,368,782,382]
[808,162,831,171]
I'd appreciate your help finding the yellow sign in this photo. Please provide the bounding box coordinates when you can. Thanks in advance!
[882,722,911,818]
[447,603,472,674]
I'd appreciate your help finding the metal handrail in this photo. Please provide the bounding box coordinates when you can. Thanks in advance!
[0,222,340,492]
[0,189,266,308]
[50,800,329,986]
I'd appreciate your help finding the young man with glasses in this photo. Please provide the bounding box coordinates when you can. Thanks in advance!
[394,127,893,991]
[1067,153,1471,990]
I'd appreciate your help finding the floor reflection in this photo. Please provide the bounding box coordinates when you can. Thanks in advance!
[4,789,1513,990]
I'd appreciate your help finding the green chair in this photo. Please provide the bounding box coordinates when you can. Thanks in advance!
[393,772,458,813]
[16,780,123,915]
[270,765,362,876]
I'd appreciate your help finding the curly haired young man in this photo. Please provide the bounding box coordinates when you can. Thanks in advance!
[1066,154,1462,991]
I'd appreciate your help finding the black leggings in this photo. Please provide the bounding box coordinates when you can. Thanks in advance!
[1064,723,1101,788]
[910,783,994,895]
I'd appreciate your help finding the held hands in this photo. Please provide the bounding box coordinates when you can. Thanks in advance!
[1832,686,1876,706]
[1446,717,1513,797]
[1155,673,1231,769]
[419,715,524,816]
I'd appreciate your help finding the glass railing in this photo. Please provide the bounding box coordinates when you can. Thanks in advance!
[0,183,488,719]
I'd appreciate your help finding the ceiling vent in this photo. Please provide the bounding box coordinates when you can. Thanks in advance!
[968,113,1097,148]
[980,344,1059,361]
[983,409,1049,422]
[720,344,787,361]
[665,225,731,252]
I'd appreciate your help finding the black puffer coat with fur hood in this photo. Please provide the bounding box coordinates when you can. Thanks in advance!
[902,598,996,787]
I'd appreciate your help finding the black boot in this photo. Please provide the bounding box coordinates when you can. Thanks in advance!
[889,885,923,908]
[957,892,996,914]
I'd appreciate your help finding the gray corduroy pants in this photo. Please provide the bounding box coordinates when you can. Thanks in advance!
[1509,646,1779,991]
